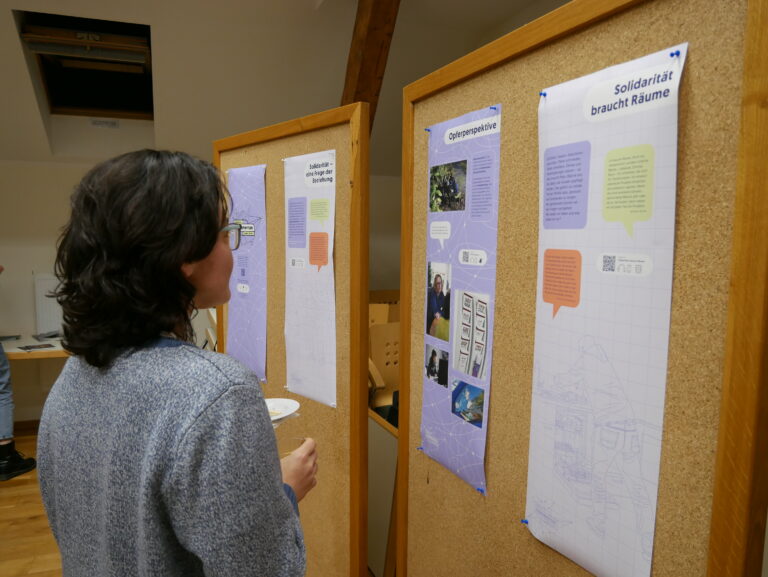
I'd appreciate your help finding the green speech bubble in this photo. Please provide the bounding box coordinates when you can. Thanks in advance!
[309,199,330,223]
[603,144,654,236]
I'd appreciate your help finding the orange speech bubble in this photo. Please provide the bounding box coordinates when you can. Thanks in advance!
[543,249,582,317]
[309,232,329,271]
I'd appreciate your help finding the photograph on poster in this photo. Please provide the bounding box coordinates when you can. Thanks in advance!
[429,160,467,212]
[426,262,451,340]
[451,380,485,428]
[476,299,487,317]
[424,345,449,387]
[452,290,489,379]
[470,342,486,378]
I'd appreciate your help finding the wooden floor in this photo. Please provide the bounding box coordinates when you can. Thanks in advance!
[0,434,62,576]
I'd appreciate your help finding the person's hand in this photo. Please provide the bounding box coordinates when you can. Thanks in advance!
[280,438,318,502]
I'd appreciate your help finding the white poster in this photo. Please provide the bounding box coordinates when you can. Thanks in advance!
[283,150,337,407]
[525,44,687,577]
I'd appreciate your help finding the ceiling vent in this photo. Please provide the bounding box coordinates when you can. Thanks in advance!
[18,11,153,120]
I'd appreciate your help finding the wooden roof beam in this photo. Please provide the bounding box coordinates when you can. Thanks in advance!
[341,0,401,132]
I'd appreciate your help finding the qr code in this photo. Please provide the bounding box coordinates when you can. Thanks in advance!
[462,251,469,263]
[602,255,616,272]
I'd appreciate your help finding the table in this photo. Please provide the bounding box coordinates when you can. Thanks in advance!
[3,336,68,360]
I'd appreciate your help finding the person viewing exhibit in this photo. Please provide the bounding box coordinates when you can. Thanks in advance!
[37,149,318,576]
[0,264,37,482]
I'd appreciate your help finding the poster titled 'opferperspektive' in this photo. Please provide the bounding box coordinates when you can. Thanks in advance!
[420,105,501,494]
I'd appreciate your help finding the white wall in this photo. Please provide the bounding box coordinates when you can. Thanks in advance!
[369,174,401,291]
[49,116,154,160]
[0,160,92,422]
[0,160,91,334]
[475,0,572,47]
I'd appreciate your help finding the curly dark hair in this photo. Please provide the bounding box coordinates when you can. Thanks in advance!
[54,149,229,368]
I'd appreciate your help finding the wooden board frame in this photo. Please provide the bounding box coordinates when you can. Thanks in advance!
[213,102,369,577]
[398,0,768,575]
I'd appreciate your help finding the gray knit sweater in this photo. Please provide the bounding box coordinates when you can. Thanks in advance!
[38,339,305,576]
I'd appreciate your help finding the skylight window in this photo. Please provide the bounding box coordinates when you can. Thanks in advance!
[17,11,153,119]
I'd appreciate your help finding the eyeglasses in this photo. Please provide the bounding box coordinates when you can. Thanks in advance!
[220,223,242,251]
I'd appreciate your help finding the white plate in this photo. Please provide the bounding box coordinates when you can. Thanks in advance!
[265,398,300,422]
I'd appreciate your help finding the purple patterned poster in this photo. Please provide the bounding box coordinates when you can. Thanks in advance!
[420,105,501,493]
[226,164,267,381]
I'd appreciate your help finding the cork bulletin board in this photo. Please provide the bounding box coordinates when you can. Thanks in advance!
[214,102,369,577]
[398,0,768,576]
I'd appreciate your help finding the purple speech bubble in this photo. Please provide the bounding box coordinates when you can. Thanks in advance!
[287,197,307,248]
[543,141,590,229]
